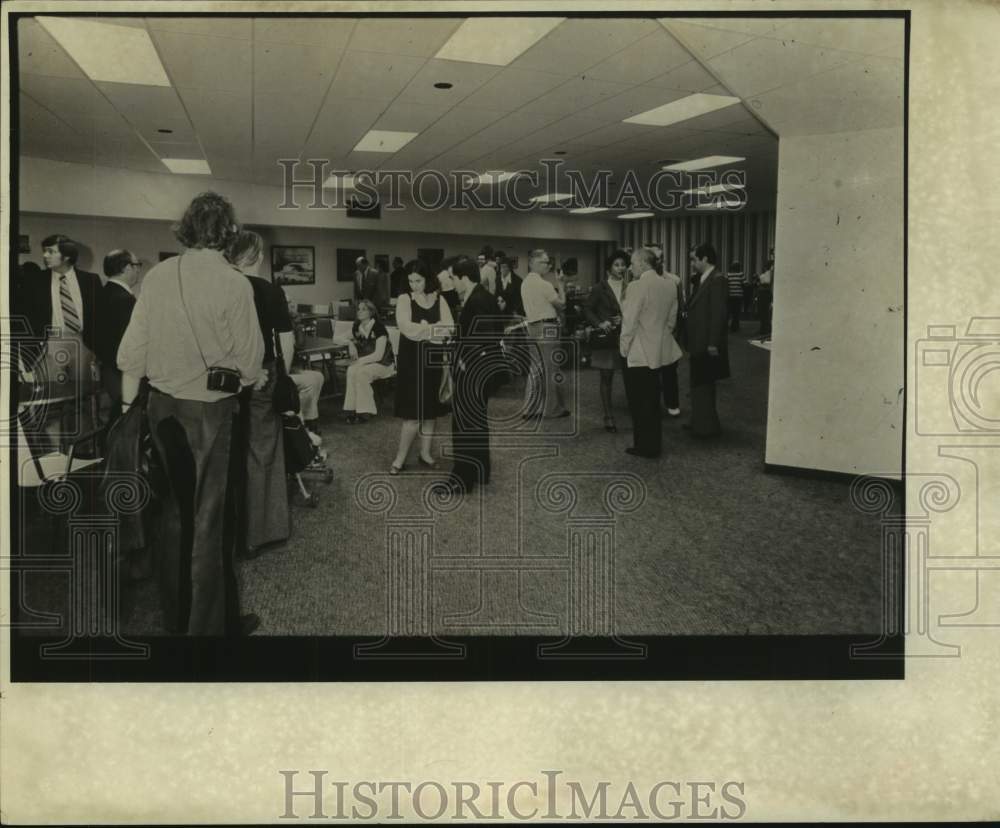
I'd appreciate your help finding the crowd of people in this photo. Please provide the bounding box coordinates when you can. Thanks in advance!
[14,189,772,636]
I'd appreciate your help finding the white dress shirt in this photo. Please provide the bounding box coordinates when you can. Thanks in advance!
[521,272,559,323]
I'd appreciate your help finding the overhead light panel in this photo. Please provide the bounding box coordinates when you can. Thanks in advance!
[37,17,171,86]
[161,158,212,175]
[663,155,745,171]
[624,93,741,127]
[467,171,519,185]
[683,182,746,196]
[618,212,655,220]
[353,130,419,153]
[569,207,610,214]
[530,193,574,205]
[435,17,565,66]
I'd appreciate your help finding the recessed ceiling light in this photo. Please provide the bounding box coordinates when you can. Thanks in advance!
[624,93,741,127]
[682,182,746,196]
[553,150,567,156]
[466,171,519,185]
[663,155,746,172]
[353,130,419,153]
[435,17,565,66]
[161,158,212,175]
[37,17,171,86]
[618,212,655,220]
[433,82,454,89]
[569,207,609,214]
[530,193,574,205]
[157,128,174,134]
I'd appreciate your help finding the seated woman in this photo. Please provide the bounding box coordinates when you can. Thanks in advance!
[343,299,395,424]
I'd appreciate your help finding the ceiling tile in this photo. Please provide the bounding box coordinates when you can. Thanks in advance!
[559,121,659,148]
[659,21,755,60]
[461,67,568,111]
[302,97,387,160]
[97,82,197,141]
[511,18,659,75]
[646,60,720,93]
[151,30,251,92]
[577,85,689,122]
[21,74,122,129]
[252,18,355,48]
[254,41,338,102]
[586,29,693,84]
[395,59,501,106]
[206,158,254,183]
[253,93,320,148]
[348,17,462,56]
[771,19,904,58]
[17,19,85,79]
[19,93,70,133]
[517,76,633,121]
[675,102,749,132]
[176,87,252,152]
[149,140,204,160]
[373,100,453,133]
[327,51,427,101]
[146,17,252,39]
[706,36,856,98]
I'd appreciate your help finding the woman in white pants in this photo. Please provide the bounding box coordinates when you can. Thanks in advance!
[343,300,395,424]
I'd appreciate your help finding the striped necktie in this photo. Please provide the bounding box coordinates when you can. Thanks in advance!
[59,274,81,334]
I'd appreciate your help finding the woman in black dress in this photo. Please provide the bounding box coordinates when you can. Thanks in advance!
[390,259,455,473]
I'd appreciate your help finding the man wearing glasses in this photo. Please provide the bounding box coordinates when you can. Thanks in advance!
[97,249,144,422]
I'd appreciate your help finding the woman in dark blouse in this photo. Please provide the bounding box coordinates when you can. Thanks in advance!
[343,299,395,424]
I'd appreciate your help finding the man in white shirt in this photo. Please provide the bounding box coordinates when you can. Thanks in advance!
[619,248,683,458]
[520,249,569,419]
[477,248,498,295]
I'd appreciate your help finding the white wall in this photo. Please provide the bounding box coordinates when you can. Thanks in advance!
[766,126,904,478]
[17,156,615,301]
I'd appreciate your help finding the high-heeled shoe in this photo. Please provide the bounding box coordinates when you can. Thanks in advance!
[603,417,618,433]
[389,462,405,475]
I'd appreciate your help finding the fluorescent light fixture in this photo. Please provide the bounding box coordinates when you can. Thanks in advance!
[529,192,574,205]
[663,155,745,171]
[353,130,419,153]
[617,212,655,220]
[467,171,519,185]
[37,17,171,86]
[682,182,746,196]
[569,207,610,214]
[161,158,212,175]
[322,172,374,189]
[435,17,565,66]
[624,93,741,127]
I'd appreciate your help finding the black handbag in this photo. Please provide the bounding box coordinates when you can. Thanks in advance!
[272,330,301,414]
[282,414,314,474]
[588,325,620,350]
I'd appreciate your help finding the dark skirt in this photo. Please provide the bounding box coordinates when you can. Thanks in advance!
[394,338,449,420]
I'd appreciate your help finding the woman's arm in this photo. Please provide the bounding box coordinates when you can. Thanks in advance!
[430,294,456,342]
[396,294,430,341]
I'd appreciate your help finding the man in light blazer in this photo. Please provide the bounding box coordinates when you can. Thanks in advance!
[619,248,683,458]
[685,242,731,437]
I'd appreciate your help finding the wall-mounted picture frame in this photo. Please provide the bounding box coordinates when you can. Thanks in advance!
[272,245,315,286]
[18,234,30,254]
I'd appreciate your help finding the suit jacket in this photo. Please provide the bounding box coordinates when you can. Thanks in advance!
[19,267,103,355]
[685,268,729,356]
[583,279,624,327]
[496,272,524,317]
[455,284,503,391]
[96,280,137,369]
[618,270,682,369]
[361,267,390,308]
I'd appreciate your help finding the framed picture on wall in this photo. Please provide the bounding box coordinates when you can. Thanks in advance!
[18,234,30,254]
[272,245,315,286]
[337,248,365,283]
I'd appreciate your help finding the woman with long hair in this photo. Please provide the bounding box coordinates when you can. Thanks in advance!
[390,259,454,473]
[584,250,630,432]
[342,299,395,424]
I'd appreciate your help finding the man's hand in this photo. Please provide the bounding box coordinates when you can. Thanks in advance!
[253,368,270,391]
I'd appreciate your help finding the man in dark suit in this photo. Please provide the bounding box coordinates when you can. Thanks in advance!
[389,256,408,299]
[684,242,731,438]
[446,257,503,495]
[357,256,389,309]
[96,249,143,422]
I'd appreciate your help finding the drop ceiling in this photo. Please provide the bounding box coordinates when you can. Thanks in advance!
[15,15,905,214]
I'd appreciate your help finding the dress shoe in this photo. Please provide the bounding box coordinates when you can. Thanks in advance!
[239,613,261,636]
[521,412,542,421]
[625,447,660,459]
[545,409,571,419]
[418,455,438,469]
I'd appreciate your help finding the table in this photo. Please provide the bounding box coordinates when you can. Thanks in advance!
[296,337,349,399]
